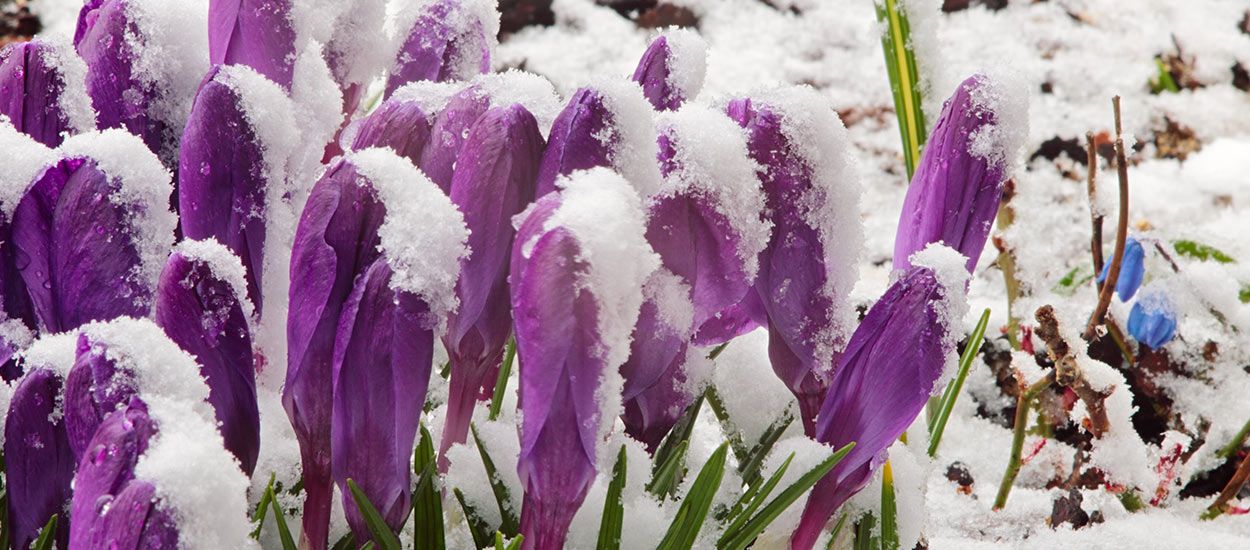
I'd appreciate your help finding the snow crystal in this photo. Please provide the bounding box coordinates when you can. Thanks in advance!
[642,267,694,337]
[444,418,523,530]
[0,122,58,219]
[59,129,176,302]
[583,78,664,198]
[548,167,661,441]
[174,238,258,326]
[653,104,770,280]
[0,318,33,354]
[17,332,78,378]
[909,243,972,393]
[387,80,466,115]
[348,147,469,323]
[324,0,388,92]
[34,37,96,135]
[710,329,797,446]
[472,70,564,136]
[966,69,1029,174]
[122,0,210,159]
[656,28,707,104]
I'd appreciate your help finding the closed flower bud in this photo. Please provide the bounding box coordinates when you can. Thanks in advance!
[0,38,95,147]
[207,0,297,89]
[385,0,498,96]
[631,29,706,111]
[1128,286,1177,349]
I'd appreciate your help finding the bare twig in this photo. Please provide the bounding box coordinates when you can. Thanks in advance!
[1037,306,1114,437]
[1203,449,1250,520]
[1086,131,1104,276]
[1084,97,1130,341]
[995,179,1023,350]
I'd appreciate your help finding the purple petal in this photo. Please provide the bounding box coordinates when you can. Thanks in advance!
[622,353,693,452]
[892,74,1019,274]
[439,104,543,463]
[69,398,156,546]
[178,65,269,309]
[619,289,691,450]
[692,291,766,346]
[332,259,432,540]
[64,333,137,457]
[208,0,296,89]
[418,86,492,193]
[4,368,74,549]
[87,480,178,548]
[345,98,433,166]
[0,40,87,147]
[631,31,705,111]
[384,0,494,96]
[154,247,259,476]
[11,157,151,333]
[792,266,951,549]
[534,88,613,198]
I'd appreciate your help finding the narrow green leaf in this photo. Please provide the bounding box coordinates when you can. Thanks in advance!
[489,338,517,421]
[346,479,402,550]
[657,442,730,550]
[1239,284,1250,304]
[470,423,520,535]
[454,488,495,549]
[719,442,856,550]
[249,476,275,539]
[597,445,628,550]
[874,0,927,179]
[827,513,849,550]
[653,394,703,473]
[505,534,525,550]
[495,531,506,550]
[330,532,356,550]
[647,440,689,499]
[855,513,878,550]
[266,479,297,550]
[704,386,749,464]
[879,462,899,550]
[928,308,991,457]
[412,423,445,550]
[1173,239,1235,264]
[1151,57,1181,94]
[439,360,451,379]
[360,542,377,550]
[720,453,794,543]
[32,514,57,550]
[737,413,794,488]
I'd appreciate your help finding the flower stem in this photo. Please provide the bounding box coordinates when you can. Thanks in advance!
[1084,96,1130,341]
[994,372,1055,510]
[1203,446,1250,520]
[1218,416,1250,460]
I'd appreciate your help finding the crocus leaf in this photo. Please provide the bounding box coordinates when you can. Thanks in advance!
[656,442,730,550]
[721,452,794,538]
[470,423,519,536]
[505,535,525,550]
[874,0,927,178]
[651,394,703,472]
[32,514,57,550]
[488,338,516,421]
[329,533,355,550]
[412,424,444,550]
[252,475,297,550]
[738,413,795,489]
[596,445,628,550]
[345,479,402,550]
[647,440,689,500]
[880,462,899,550]
[928,308,991,457]
[454,488,494,549]
[1173,239,1235,264]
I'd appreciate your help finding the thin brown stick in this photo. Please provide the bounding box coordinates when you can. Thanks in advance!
[1087,131,1104,276]
[1203,448,1250,520]
[1084,97,1130,341]
[1038,306,1113,437]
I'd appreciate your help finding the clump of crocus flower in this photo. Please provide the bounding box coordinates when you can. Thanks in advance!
[0,1,1051,548]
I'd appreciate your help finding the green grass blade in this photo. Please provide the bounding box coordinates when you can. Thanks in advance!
[346,479,402,550]
[268,481,297,550]
[330,532,356,550]
[928,307,991,457]
[653,394,703,473]
[880,462,899,550]
[495,531,506,550]
[32,514,56,550]
[737,413,794,488]
[719,442,856,550]
[454,488,495,549]
[656,442,730,550]
[875,0,928,179]
[505,535,525,550]
[249,475,275,539]
[647,440,690,499]
[489,338,517,421]
[413,424,445,550]
[704,386,749,464]
[470,423,520,535]
[720,453,794,543]
[855,512,878,550]
[827,513,849,550]
[597,445,628,550]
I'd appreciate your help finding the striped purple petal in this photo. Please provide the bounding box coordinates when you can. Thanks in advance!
[208,0,296,89]
[4,368,74,549]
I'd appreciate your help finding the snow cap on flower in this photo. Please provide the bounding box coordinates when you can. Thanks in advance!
[285,148,466,548]
[4,367,75,548]
[0,38,96,147]
[511,168,658,549]
[631,29,707,111]
[439,104,543,463]
[1128,285,1177,349]
[207,0,297,89]
[535,78,662,199]
[892,71,1028,274]
[154,240,259,475]
[324,0,388,114]
[384,0,499,95]
[792,244,969,550]
[75,0,210,161]
[1097,236,1145,302]
[726,86,863,434]
[11,129,175,334]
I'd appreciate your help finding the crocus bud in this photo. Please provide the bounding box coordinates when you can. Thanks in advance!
[154,240,259,475]
[0,123,58,329]
[180,65,298,311]
[208,0,296,89]
[619,269,692,450]
[343,96,433,166]
[631,29,706,111]
[0,39,95,147]
[75,0,209,161]
[535,80,661,199]
[69,397,157,545]
[4,367,75,549]
[286,148,466,549]
[10,130,175,333]
[1097,236,1145,301]
[727,89,863,434]
[1128,286,1177,349]
[439,104,543,465]
[791,245,969,550]
[892,72,1027,274]
[512,168,658,550]
[63,333,136,456]
[384,0,499,96]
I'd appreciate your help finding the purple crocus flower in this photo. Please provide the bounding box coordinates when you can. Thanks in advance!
[74,0,164,156]
[10,131,175,334]
[631,30,706,111]
[343,97,433,167]
[419,85,492,193]
[535,80,661,199]
[892,73,1026,274]
[512,168,657,550]
[4,368,75,549]
[384,0,498,96]
[63,333,136,457]
[0,123,58,329]
[440,104,543,465]
[286,149,466,549]
[1127,286,1177,349]
[208,0,297,89]
[69,397,158,545]
[619,270,692,450]
[0,39,95,147]
[1097,236,1145,301]
[727,91,862,435]
[154,241,259,476]
[791,246,968,550]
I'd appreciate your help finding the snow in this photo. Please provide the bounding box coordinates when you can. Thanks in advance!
[33,37,96,136]
[582,78,664,198]
[386,80,465,115]
[121,0,210,159]
[655,28,707,105]
[710,329,798,447]
[910,243,972,392]
[387,0,500,80]
[966,69,1030,173]
[642,267,694,338]
[59,129,177,304]
[348,147,470,323]
[653,104,770,280]
[0,122,58,219]
[324,0,388,93]
[472,70,564,135]
[173,239,258,327]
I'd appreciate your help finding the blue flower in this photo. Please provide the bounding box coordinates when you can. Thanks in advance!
[1127,289,1177,349]
[1098,236,1145,301]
